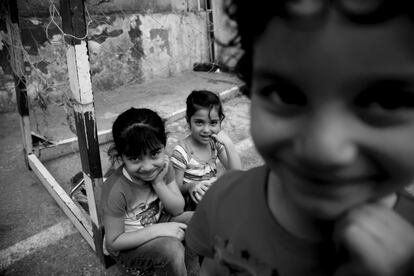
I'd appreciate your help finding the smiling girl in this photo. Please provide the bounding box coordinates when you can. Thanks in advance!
[186,1,414,275]
[171,90,241,210]
[102,107,197,275]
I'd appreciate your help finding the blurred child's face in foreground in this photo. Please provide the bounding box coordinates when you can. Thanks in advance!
[122,148,166,183]
[250,11,414,219]
[189,107,221,145]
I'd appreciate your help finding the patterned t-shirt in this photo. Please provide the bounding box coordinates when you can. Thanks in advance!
[102,166,163,231]
[170,138,224,186]
[101,165,174,254]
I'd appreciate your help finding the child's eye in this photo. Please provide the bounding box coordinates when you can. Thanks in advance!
[150,149,162,159]
[210,120,219,126]
[259,84,307,116]
[194,120,204,126]
[127,156,141,163]
[354,84,414,126]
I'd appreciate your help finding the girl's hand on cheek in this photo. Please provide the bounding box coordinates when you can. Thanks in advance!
[334,203,414,276]
[211,130,232,146]
[153,156,169,185]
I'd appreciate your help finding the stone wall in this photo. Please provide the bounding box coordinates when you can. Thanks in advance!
[0,0,211,112]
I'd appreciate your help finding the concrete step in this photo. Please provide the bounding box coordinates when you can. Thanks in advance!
[29,71,243,143]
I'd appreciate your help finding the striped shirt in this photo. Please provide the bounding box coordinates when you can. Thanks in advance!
[170,139,224,186]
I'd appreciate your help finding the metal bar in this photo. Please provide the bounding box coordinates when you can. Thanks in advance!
[205,0,215,63]
[6,0,33,167]
[27,154,94,248]
[60,0,106,265]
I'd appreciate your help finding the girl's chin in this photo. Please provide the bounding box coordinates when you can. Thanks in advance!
[300,202,348,220]
[197,137,211,144]
[293,195,364,220]
[131,176,153,184]
[272,165,379,219]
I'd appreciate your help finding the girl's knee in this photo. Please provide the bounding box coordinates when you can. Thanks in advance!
[158,237,185,260]
[155,238,186,275]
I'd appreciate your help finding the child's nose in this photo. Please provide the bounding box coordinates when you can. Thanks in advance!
[294,114,357,167]
[139,159,154,171]
[202,125,211,132]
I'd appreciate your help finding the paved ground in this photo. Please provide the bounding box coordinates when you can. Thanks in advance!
[0,71,263,275]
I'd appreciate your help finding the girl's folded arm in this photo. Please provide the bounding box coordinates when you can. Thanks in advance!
[173,167,197,194]
[174,168,186,193]
[153,178,185,216]
[104,215,163,252]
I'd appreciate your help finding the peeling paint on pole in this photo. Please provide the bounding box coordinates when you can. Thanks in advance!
[66,41,93,105]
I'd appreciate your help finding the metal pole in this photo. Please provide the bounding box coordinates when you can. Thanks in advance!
[6,0,33,168]
[60,0,108,266]
[205,0,215,64]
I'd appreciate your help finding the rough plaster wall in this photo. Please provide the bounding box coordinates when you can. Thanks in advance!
[0,68,15,112]
[88,12,209,90]
[0,16,69,113]
[88,14,143,91]
[140,12,209,80]
[0,2,210,113]
[0,39,15,112]
[211,0,241,70]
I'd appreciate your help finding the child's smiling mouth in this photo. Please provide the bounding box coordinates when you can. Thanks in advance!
[136,169,159,180]
[273,159,388,190]
[200,134,212,141]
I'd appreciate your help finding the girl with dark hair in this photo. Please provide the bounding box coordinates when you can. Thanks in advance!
[171,90,241,210]
[186,1,414,275]
[102,107,198,275]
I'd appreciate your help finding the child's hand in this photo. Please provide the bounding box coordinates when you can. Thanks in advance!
[189,181,211,203]
[211,130,232,146]
[153,155,169,186]
[334,203,414,276]
[156,222,187,241]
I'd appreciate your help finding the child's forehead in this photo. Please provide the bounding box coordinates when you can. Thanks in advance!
[252,11,414,88]
[192,106,220,118]
[124,146,163,157]
[258,10,414,53]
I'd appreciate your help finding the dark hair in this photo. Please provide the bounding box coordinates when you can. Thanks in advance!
[224,0,414,96]
[108,108,166,165]
[186,90,225,122]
